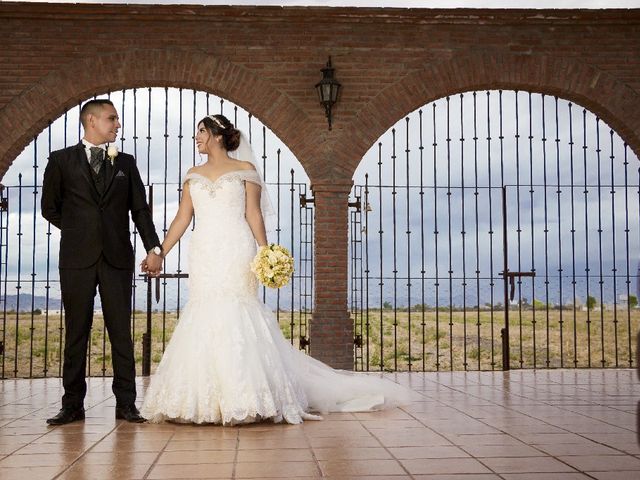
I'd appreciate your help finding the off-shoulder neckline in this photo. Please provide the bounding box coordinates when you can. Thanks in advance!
[185,169,257,186]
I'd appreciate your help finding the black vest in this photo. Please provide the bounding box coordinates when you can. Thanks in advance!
[90,157,107,195]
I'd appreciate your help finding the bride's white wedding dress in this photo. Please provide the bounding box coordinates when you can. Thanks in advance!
[141,170,413,425]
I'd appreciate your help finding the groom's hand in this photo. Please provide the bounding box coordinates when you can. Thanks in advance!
[139,258,151,273]
[144,252,164,277]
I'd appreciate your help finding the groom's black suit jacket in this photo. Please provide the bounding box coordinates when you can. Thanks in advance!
[41,142,159,269]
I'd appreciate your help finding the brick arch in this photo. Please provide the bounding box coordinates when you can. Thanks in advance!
[336,53,640,179]
[0,48,319,180]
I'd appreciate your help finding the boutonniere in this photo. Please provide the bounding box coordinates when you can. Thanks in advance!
[107,145,118,165]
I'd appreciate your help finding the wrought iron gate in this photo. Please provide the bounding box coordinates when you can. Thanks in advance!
[0,88,313,379]
[350,91,640,371]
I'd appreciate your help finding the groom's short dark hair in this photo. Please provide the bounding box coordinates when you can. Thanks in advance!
[80,99,115,127]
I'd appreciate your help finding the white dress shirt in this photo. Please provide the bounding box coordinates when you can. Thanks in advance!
[81,138,106,164]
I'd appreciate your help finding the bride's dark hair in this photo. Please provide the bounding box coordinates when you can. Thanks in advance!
[199,114,241,152]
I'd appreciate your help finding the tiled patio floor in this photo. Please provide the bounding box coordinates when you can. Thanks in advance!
[0,370,638,479]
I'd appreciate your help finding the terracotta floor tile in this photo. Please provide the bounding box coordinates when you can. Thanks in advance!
[302,422,371,437]
[516,433,592,444]
[319,459,406,476]
[427,423,502,435]
[75,451,158,465]
[582,434,640,450]
[353,409,415,420]
[256,478,321,480]
[116,423,176,433]
[1,372,639,479]
[324,477,411,480]
[2,426,51,436]
[462,444,546,457]
[571,423,631,434]
[481,456,578,473]
[309,435,381,448]
[607,443,640,456]
[170,428,238,441]
[0,466,65,480]
[318,412,358,421]
[0,444,21,455]
[0,434,41,444]
[237,448,313,462]
[558,455,640,472]
[103,427,168,437]
[33,432,105,444]
[58,463,151,480]
[500,474,594,479]
[91,438,169,452]
[232,422,296,432]
[497,424,569,435]
[534,442,625,456]
[388,446,470,459]
[400,457,493,475]
[312,447,392,460]
[447,433,525,446]
[41,423,114,435]
[164,439,237,451]
[374,430,451,447]
[586,473,640,480]
[362,419,425,429]
[103,430,173,441]
[157,449,236,464]
[147,463,234,479]
[13,442,90,455]
[0,452,78,467]
[238,428,306,439]
[412,476,501,480]
[235,460,320,478]
[238,437,309,449]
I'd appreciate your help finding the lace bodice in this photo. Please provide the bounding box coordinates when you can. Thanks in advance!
[184,170,262,299]
[185,170,261,216]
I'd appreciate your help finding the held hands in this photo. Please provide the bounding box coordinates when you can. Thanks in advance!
[141,251,164,277]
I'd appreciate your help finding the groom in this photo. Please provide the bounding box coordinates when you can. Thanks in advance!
[41,99,164,425]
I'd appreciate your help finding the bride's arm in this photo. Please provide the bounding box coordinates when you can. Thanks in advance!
[161,181,195,256]
[245,181,268,247]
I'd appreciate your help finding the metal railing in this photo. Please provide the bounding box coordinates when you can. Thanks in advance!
[0,88,313,378]
[350,91,640,371]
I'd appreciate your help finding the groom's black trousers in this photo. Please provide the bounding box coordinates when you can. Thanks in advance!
[59,255,135,409]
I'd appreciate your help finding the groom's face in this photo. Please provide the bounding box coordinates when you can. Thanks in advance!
[90,104,120,144]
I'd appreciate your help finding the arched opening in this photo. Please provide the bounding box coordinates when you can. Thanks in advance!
[0,88,313,379]
[350,90,640,372]
[0,48,323,181]
[332,53,640,180]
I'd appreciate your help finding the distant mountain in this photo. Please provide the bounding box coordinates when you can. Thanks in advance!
[1,294,62,311]
[2,278,635,313]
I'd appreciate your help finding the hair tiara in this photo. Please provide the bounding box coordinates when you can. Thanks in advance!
[207,115,226,130]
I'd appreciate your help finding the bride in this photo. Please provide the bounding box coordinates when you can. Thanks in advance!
[140,114,413,425]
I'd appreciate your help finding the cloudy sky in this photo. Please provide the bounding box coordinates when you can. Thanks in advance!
[7,0,640,7]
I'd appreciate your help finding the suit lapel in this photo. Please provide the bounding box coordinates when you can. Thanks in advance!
[75,142,100,203]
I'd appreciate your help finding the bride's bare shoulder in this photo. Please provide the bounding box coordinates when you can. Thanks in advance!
[231,160,255,171]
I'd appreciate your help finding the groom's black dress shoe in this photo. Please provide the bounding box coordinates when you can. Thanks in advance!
[46,407,85,425]
[115,404,146,423]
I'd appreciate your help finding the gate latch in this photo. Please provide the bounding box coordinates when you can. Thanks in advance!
[500,271,536,301]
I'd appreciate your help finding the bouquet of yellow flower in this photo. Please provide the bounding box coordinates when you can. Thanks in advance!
[251,243,294,289]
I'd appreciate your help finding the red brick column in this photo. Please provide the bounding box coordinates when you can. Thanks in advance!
[310,181,353,370]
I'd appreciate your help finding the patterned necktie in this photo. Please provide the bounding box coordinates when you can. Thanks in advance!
[89,147,103,174]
